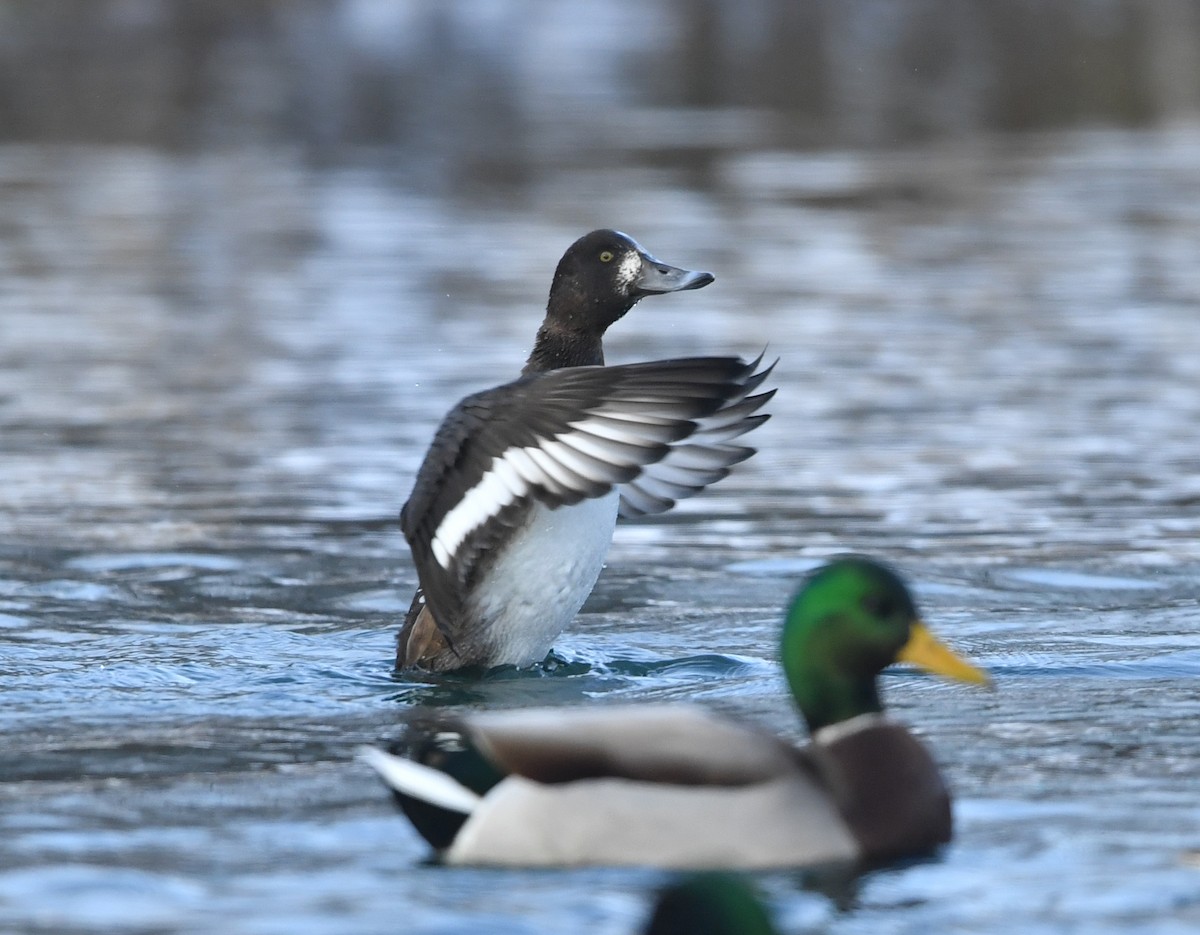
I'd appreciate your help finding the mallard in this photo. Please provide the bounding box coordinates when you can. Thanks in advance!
[643,874,781,935]
[363,557,989,867]
[395,229,774,673]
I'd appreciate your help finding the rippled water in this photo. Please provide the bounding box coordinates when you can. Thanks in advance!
[2,129,1199,934]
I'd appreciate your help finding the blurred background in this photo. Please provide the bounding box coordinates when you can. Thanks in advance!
[4,0,1200,546]
[3,0,1200,169]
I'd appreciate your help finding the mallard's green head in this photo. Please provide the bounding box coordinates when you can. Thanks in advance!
[782,557,989,733]
[644,874,779,935]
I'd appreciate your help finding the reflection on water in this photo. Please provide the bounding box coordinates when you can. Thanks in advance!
[2,126,1199,933]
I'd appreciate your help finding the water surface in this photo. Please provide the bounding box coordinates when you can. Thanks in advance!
[1,128,1199,933]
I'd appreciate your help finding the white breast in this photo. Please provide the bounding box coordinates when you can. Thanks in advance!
[447,773,859,868]
[465,490,619,667]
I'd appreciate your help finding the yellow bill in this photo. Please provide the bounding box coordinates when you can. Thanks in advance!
[898,622,991,685]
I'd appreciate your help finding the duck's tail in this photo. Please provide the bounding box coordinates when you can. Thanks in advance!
[358,746,481,849]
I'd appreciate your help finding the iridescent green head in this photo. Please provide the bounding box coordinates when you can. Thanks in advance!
[644,874,779,935]
[781,557,988,733]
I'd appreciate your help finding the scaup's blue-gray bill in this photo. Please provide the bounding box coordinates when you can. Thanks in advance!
[396,230,774,673]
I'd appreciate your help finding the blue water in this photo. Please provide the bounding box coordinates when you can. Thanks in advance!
[2,127,1200,933]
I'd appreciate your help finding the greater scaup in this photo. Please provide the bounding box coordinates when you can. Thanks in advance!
[395,229,774,672]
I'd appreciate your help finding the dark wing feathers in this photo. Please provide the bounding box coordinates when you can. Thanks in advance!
[401,356,775,638]
[618,356,776,518]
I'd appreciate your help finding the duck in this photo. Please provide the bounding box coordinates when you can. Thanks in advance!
[396,229,774,672]
[643,874,780,935]
[361,556,991,868]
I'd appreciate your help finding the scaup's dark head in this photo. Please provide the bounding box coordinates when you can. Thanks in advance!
[549,229,712,328]
[526,230,714,372]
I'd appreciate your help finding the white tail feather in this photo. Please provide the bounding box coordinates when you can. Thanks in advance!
[357,746,482,815]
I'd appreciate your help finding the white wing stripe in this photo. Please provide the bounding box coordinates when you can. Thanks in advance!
[432,466,519,568]
[559,428,651,465]
[524,444,581,492]
[490,456,529,499]
[566,415,674,445]
[504,445,551,487]
[431,433,614,569]
[540,438,606,483]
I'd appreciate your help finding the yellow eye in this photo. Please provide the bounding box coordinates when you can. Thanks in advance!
[599,250,614,263]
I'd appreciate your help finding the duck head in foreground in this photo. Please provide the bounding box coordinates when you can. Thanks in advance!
[643,874,780,935]
[363,557,990,868]
[396,230,773,673]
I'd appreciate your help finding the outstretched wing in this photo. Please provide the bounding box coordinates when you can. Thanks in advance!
[619,355,775,517]
[400,356,775,646]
